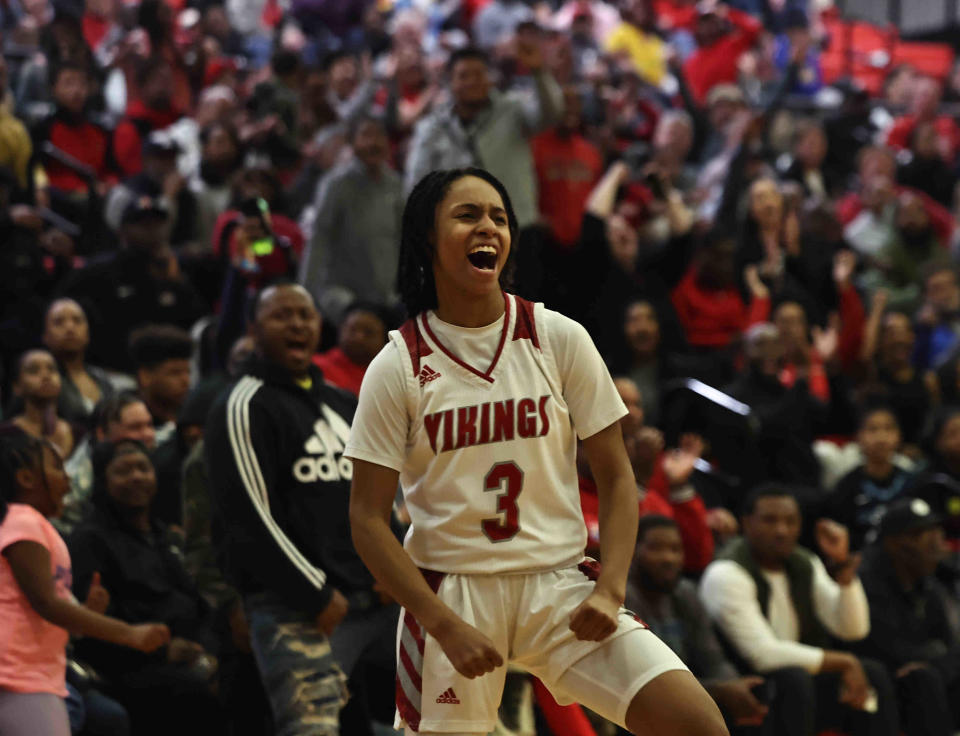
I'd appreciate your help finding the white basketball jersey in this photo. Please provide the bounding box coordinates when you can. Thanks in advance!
[386,294,596,574]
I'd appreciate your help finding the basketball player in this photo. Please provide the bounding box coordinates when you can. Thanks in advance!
[346,168,727,736]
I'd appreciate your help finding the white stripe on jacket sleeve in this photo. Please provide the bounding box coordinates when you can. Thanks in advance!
[226,377,327,591]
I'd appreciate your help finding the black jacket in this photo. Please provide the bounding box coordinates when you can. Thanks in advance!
[204,359,375,617]
[858,544,960,681]
[68,507,214,677]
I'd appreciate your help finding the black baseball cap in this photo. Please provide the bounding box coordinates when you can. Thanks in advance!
[121,195,169,224]
[879,497,944,539]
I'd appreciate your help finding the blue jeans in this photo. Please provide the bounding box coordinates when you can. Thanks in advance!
[245,593,349,736]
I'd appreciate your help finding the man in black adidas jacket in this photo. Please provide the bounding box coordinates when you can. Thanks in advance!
[205,282,393,735]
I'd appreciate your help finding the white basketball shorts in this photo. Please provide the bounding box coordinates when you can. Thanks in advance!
[394,561,687,733]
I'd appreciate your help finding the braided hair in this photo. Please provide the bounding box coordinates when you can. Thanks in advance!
[0,433,48,525]
[396,168,519,318]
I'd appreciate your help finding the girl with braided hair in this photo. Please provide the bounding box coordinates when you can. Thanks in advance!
[0,433,169,736]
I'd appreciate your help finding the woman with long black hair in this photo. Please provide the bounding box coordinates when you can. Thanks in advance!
[347,167,727,736]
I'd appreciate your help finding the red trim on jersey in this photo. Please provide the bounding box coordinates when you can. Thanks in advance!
[512,296,540,350]
[419,294,512,384]
[399,318,433,377]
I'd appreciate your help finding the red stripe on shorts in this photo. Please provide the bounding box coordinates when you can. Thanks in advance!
[396,675,421,732]
[395,569,446,733]
[399,636,423,692]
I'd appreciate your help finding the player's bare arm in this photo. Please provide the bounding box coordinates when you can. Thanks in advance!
[349,458,504,678]
[572,420,639,641]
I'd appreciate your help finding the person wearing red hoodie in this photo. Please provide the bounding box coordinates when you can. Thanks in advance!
[112,56,183,177]
[682,2,762,104]
[312,303,388,396]
[672,230,771,350]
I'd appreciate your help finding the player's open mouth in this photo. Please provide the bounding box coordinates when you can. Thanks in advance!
[467,245,498,271]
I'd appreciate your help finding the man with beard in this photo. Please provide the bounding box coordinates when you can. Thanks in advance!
[299,115,403,324]
[626,515,769,732]
[700,486,897,736]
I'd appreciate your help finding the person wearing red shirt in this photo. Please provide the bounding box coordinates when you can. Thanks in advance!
[682,3,762,104]
[532,88,603,250]
[672,231,771,350]
[886,76,960,163]
[32,62,117,232]
[580,377,715,575]
[112,57,183,177]
[312,304,388,396]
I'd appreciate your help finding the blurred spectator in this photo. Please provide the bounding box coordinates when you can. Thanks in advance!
[724,323,822,488]
[682,2,762,104]
[58,197,205,371]
[909,408,960,547]
[612,376,714,574]
[127,325,192,443]
[886,77,960,164]
[68,440,224,736]
[312,301,388,396]
[859,304,936,450]
[104,131,199,250]
[579,161,691,359]
[0,56,33,193]
[31,60,115,225]
[57,392,157,535]
[553,0,620,45]
[608,299,687,429]
[626,515,770,731]
[914,262,960,371]
[858,497,958,736]
[190,121,243,253]
[299,115,402,323]
[897,120,956,208]
[859,192,943,313]
[212,167,305,279]
[532,85,603,251]
[404,44,563,232]
[671,231,771,350]
[473,0,534,50]
[604,0,667,86]
[1,349,83,460]
[112,56,182,177]
[42,298,114,424]
[782,119,832,199]
[700,486,897,736]
[824,403,915,550]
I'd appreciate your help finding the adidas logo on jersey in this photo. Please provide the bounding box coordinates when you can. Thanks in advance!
[436,687,460,705]
[418,364,441,387]
[293,405,354,483]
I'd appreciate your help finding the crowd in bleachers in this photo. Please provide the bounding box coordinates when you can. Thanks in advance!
[4,0,960,733]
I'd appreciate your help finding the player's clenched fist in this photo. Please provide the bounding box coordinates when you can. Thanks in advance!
[434,617,503,679]
[569,589,620,641]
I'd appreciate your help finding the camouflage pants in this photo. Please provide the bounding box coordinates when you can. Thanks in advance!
[245,593,349,736]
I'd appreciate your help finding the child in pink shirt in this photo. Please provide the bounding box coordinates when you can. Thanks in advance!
[0,432,170,736]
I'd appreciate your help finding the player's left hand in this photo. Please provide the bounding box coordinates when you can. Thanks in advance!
[569,589,620,641]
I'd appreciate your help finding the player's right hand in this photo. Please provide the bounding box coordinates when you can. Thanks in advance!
[433,617,503,679]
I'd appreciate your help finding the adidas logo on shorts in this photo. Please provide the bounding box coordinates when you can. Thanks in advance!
[436,687,460,704]
[418,364,442,387]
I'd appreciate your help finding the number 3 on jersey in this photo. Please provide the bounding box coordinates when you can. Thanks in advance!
[481,461,523,542]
